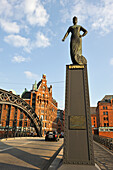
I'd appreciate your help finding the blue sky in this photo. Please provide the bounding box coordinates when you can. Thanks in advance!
[0,0,113,109]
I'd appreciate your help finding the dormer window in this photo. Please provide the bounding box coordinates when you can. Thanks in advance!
[42,86,46,90]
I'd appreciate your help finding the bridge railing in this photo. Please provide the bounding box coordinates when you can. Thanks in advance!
[93,135,113,151]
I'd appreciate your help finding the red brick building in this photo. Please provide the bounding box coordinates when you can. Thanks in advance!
[97,95,113,138]
[22,74,58,136]
[0,103,31,138]
[90,107,98,135]
[56,118,64,134]
[0,74,58,137]
[56,109,64,134]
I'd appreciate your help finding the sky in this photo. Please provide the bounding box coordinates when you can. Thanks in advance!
[0,0,113,109]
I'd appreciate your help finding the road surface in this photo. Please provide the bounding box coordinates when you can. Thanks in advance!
[0,137,63,170]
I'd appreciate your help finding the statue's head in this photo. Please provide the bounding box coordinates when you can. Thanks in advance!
[73,16,78,25]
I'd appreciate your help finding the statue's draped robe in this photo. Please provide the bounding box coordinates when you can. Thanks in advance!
[67,25,87,65]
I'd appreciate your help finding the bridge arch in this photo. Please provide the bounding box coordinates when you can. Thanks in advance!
[0,89,41,136]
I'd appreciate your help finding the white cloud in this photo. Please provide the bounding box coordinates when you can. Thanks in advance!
[0,20,20,33]
[12,55,31,63]
[60,0,70,7]
[4,31,50,52]
[60,0,113,35]
[4,34,30,48]
[0,0,49,34]
[35,32,50,48]
[24,71,38,80]
[42,0,56,5]
[24,0,49,26]
[0,0,13,18]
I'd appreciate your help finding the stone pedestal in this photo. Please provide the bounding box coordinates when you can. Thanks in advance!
[59,64,97,169]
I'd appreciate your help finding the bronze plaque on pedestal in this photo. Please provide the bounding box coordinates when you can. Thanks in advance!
[69,115,86,130]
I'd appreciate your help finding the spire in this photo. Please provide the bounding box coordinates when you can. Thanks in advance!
[25,88,27,92]
[33,80,37,91]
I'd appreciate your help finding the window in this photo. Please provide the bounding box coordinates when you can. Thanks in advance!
[24,122,27,126]
[100,129,104,131]
[104,117,108,121]
[41,104,44,107]
[41,110,44,113]
[94,124,95,127]
[42,86,46,90]
[19,121,22,127]
[43,94,45,98]
[107,123,109,127]
[106,112,108,115]
[103,112,105,115]
[104,123,106,127]
[4,105,6,110]
[103,106,105,109]
[106,106,107,109]
[41,115,44,120]
[93,117,95,120]
[32,103,35,110]
[45,116,47,120]
[20,114,23,120]
[45,123,47,127]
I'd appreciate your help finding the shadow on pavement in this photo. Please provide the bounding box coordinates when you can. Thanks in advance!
[0,162,37,170]
[0,140,63,170]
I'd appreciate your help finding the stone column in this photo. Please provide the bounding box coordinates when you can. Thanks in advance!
[59,64,97,170]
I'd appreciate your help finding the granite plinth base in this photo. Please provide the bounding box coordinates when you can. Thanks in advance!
[58,164,99,170]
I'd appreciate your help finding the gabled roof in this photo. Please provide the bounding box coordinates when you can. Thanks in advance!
[37,80,42,90]
[101,95,113,102]
[56,117,63,125]
[90,107,96,114]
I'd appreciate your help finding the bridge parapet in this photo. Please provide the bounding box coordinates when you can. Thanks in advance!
[93,135,113,151]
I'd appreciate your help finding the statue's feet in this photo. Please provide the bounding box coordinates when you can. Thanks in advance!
[75,54,87,65]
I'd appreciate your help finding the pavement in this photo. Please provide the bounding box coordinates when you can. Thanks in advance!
[1,137,113,170]
[0,137,63,170]
[48,146,63,170]
[48,147,100,170]
[48,141,113,170]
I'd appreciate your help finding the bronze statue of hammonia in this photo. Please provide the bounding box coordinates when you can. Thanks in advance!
[62,16,88,65]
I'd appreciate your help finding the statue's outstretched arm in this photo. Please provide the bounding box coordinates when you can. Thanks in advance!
[80,26,88,38]
[62,27,71,41]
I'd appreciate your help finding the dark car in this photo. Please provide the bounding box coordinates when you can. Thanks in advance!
[59,132,64,138]
[45,131,58,141]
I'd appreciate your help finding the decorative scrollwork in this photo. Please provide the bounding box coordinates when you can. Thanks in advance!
[0,88,41,136]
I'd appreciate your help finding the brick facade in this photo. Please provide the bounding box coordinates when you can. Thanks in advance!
[0,74,58,137]
[57,118,64,134]
[96,95,113,138]
[22,74,58,136]
[90,107,98,135]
